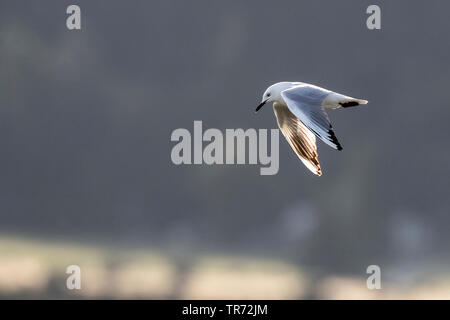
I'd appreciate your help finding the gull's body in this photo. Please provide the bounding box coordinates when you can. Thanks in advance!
[256,82,368,176]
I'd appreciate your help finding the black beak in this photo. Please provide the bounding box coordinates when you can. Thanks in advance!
[255,99,268,113]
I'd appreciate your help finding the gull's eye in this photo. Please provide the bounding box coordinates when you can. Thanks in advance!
[267,93,271,97]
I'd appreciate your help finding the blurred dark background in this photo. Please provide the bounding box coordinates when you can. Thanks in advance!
[0,0,449,299]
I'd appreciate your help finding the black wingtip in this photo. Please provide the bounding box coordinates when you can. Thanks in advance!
[328,129,343,151]
[339,101,359,108]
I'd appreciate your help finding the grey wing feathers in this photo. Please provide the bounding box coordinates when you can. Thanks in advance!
[273,103,322,176]
[281,85,343,150]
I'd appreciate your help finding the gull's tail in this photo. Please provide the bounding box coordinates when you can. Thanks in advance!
[324,92,368,110]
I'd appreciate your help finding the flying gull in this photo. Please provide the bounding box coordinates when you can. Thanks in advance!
[256,81,368,176]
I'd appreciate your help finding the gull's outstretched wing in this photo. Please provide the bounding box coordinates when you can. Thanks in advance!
[273,102,322,176]
[281,84,342,150]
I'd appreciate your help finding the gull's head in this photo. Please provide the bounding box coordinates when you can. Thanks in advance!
[255,82,294,113]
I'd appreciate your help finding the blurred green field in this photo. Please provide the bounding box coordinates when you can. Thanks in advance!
[1,234,450,299]
[0,234,305,299]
